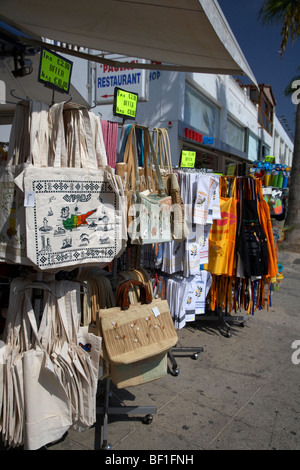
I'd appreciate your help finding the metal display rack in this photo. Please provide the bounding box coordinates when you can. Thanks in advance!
[195,308,249,338]
[96,377,157,450]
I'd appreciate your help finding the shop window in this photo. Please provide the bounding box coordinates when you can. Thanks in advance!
[248,132,259,162]
[247,84,275,136]
[184,83,220,139]
[226,117,245,152]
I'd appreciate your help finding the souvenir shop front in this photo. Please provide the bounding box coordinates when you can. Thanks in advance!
[0,97,280,450]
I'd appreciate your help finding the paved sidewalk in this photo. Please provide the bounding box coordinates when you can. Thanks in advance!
[31,250,300,451]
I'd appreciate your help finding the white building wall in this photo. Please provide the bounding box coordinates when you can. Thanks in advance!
[273,115,294,166]
[1,50,294,168]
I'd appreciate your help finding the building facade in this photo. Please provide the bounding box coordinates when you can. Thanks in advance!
[79,57,294,174]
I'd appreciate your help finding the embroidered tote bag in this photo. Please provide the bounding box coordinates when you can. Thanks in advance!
[16,108,126,271]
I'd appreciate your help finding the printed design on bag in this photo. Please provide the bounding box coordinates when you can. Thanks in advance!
[112,321,127,352]
[31,178,118,268]
[39,235,52,254]
[62,207,97,231]
[54,227,66,236]
[191,244,198,257]
[79,342,92,352]
[79,233,90,246]
[216,211,237,227]
[39,217,53,232]
[61,237,72,249]
[145,315,165,340]
[195,286,203,297]
[196,192,206,205]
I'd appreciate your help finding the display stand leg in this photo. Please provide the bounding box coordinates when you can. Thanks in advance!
[196,308,249,338]
[168,344,204,377]
[96,377,157,450]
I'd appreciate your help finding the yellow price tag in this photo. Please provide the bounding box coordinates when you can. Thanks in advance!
[180,150,196,168]
[39,48,72,93]
[114,88,138,118]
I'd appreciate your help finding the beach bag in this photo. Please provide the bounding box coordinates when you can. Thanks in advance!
[100,279,178,365]
[236,178,268,278]
[256,180,278,280]
[1,279,73,449]
[16,108,126,271]
[206,177,237,276]
[0,101,49,265]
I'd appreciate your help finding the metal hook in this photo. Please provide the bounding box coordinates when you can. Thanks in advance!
[10,89,29,102]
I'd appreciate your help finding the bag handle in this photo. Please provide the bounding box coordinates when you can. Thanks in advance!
[116,279,152,310]
[144,128,166,196]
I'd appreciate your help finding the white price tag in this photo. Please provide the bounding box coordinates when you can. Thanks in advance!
[152,306,160,317]
[24,191,35,207]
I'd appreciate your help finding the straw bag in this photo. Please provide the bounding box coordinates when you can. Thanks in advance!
[16,107,126,271]
[0,101,49,265]
[100,279,178,365]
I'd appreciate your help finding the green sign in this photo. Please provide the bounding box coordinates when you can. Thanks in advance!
[113,87,138,119]
[38,48,73,93]
[180,150,196,168]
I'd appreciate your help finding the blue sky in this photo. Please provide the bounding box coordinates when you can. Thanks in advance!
[218,0,299,142]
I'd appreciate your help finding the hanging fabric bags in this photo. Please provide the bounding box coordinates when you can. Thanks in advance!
[16,105,126,271]
[0,101,49,265]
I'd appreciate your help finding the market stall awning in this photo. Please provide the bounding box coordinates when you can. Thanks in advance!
[0,0,257,85]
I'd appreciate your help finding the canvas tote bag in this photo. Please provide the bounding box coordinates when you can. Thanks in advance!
[153,128,189,241]
[0,278,72,449]
[128,127,173,244]
[16,106,126,271]
[0,101,49,265]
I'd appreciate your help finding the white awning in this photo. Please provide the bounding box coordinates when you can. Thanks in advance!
[0,0,257,84]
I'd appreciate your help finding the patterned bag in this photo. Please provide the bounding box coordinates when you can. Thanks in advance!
[16,108,126,271]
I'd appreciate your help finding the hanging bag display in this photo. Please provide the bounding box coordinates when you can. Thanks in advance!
[0,101,49,265]
[16,106,126,271]
[154,128,189,241]
[128,127,173,244]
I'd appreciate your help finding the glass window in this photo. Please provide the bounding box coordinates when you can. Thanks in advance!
[184,83,220,138]
[227,118,245,152]
[248,133,259,161]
